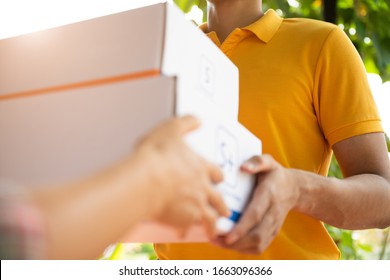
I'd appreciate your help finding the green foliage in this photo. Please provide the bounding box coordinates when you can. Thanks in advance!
[174,0,208,21]
[339,0,390,81]
[325,226,362,259]
[138,243,158,260]
[386,133,390,151]
[174,0,196,12]
[325,226,390,260]
[328,155,343,179]
[101,243,157,260]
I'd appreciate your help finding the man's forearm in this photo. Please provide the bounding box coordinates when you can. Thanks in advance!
[293,169,390,229]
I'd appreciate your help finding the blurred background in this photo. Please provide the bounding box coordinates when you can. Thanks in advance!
[1,0,389,260]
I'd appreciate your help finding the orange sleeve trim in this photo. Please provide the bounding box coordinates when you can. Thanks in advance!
[327,119,384,147]
[0,69,160,101]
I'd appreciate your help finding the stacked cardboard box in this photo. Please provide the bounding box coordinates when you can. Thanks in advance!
[0,2,261,242]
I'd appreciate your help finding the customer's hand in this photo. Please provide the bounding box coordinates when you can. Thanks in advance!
[134,116,230,238]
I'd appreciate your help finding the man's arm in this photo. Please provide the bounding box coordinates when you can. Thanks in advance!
[216,132,390,255]
[295,132,390,229]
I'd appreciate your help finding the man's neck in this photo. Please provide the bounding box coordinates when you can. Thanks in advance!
[207,0,263,43]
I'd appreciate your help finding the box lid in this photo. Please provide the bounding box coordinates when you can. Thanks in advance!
[0,3,167,98]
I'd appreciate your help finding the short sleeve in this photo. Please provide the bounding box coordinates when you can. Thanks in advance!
[313,27,383,147]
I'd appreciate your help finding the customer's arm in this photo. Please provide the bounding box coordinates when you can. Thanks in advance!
[32,116,229,259]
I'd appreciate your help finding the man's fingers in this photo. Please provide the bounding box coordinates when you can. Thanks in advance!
[240,154,277,174]
[232,207,283,254]
[224,190,270,245]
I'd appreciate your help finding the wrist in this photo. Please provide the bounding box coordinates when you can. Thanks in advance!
[127,147,171,220]
[288,168,313,213]
[290,168,338,215]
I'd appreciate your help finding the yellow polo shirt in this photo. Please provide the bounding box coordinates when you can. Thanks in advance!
[155,9,383,259]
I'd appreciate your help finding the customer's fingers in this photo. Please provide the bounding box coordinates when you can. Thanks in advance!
[172,115,201,136]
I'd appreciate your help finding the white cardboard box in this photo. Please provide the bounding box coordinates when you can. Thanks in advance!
[0,75,261,242]
[0,2,238,122]
[0,3,261,242]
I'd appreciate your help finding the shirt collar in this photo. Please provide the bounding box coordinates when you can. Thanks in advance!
[242,9,282,43]
[200,9,282,44]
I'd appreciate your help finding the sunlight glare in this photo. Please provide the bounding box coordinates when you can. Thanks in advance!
[0,0,169,39]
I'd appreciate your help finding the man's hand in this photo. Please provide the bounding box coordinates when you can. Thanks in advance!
[215,133,390,255]
[214,154,299,254]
